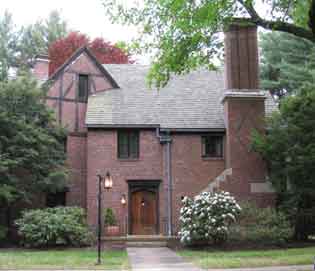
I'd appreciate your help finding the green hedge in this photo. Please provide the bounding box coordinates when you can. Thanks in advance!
[15,207,93,248]
[230,202,293,245]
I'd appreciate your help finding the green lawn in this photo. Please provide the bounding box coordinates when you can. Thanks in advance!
[178,247,315,269]
[0,248,129,270]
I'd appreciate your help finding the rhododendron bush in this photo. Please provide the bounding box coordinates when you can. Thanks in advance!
[179,191,241,245]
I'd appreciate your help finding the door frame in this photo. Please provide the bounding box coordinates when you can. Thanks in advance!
[127,180,161,235]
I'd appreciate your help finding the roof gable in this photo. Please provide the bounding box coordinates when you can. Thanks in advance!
[48,46,119,89]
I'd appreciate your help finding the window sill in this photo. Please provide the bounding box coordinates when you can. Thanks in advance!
[117,158,140,162]
[202,156,224,161]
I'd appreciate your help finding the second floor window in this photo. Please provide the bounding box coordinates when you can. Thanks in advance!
[202,135,223,158]
[118,130,139,159]
[78,74,89,102]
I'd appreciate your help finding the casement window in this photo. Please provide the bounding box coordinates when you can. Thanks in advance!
[202,135,224,158]
[118,130,139,159]
[78,74,89,102]
[46,192,66,207]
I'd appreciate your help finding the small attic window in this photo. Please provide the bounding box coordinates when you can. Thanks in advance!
[78,74,89,102]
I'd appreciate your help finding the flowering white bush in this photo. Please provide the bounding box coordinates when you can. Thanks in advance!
[178,191,241,245]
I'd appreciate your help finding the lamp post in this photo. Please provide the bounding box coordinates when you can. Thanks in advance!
[96,172,113,265]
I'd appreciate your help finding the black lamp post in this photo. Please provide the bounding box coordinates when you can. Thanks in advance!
[96,172,113,265]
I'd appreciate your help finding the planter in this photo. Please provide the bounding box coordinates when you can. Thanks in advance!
[105,225,120,236]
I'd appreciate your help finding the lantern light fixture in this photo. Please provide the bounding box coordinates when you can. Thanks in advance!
[121,194,126,205]
[104,172,113,189]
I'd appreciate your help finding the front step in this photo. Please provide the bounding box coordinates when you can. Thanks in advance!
[126,241,167,247]
[102,235,178,248]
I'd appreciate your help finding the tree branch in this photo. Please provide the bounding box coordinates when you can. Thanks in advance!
[237,0,315,42]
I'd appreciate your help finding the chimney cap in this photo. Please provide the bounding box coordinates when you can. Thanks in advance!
[224,18,257,32]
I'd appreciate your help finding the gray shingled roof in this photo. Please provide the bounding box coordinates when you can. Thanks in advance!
[86,64,277,129]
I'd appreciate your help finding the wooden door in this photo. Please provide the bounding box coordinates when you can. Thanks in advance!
[131,190,157,235]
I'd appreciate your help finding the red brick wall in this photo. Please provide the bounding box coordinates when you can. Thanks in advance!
[222,97,275,206]
[171,134,225,233]
[86,130,225,234]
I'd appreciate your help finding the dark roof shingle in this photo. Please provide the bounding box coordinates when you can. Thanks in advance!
[86,64,277,129]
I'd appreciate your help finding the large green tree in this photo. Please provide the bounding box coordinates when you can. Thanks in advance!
[0,10,68,80]
[103,0,315,87]
[0,11,17,81]
[17,10,69,68]
[252,85,315,240]
[260,31,315,98]
[0,75,67,237]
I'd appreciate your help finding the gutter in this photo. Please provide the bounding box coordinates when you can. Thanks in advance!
[156,128,173,236]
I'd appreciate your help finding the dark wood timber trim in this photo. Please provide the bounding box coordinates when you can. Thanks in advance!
[46,96,87,104]
[62,75,75,99]
[75,74,79,132]
[68,131,88,137]
[58,72,64,125]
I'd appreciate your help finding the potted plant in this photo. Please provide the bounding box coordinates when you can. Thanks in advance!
[104,208,119,236]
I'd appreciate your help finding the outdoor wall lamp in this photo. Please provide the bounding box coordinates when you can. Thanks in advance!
[96,171,113,265]
[121,194,126,205]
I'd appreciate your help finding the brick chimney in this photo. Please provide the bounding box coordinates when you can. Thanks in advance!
[224,23,259,89]
[221,22,274,205]
[33,54,50,82]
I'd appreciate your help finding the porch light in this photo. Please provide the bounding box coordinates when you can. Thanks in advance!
[104,172,113,189]
[121,194,126,205]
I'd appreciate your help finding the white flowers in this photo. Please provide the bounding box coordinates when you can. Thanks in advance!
[179,191,241,245]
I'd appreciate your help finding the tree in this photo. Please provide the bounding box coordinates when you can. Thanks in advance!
[0,10,69,81]
[0,11,18,81]
[0,75,67,237]
[103,0,315,87]
[48,32,133,75]
[260,31,315,98]
[17,10,69,69]
[252,85,315,240]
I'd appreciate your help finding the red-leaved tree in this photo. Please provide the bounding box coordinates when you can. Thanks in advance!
[48,32,132,75]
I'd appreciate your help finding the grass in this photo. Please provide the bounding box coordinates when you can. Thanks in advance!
[0,248,129,270]
[178,246,315,269]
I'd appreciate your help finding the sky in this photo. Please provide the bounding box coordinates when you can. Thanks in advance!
[0,0,138,44]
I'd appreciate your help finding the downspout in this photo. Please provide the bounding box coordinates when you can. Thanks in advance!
[156,128,173,236]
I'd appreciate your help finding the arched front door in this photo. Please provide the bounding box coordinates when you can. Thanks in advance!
[131,189,158,235]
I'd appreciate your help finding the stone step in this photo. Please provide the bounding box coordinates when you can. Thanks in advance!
[126,241,167,247]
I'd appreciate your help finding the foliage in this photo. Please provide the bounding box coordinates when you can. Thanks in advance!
[0,225,7,240]
[48,32,133,75]
[0,11,17,81]
[17,10,69,68]
[104,208,117,226]
[0,75,67,205]
[0,10,68,81]
[15,207,93,247]
[260,31,315,98]
[179,191,241,245]
[230,202,293,245]
[103,0,315,88]
[252,85,315,240]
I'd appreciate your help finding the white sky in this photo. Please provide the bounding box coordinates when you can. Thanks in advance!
[0,0,138,43]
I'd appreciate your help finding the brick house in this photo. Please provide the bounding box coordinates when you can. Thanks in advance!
[33,24,277,236]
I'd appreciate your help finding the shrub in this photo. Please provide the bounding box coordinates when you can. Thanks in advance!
[230,202,293,245]
[104,208,117,226]
[179,191,241,245]
[0,225,7,240]
[15,207,93,248]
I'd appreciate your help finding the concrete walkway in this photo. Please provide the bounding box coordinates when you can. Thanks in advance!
[127,247,202,270]
[127,247,313,271]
